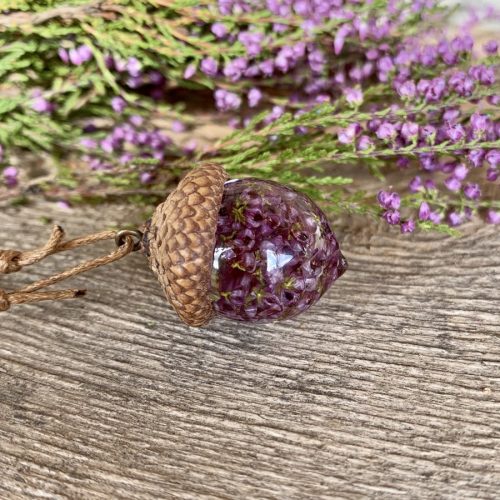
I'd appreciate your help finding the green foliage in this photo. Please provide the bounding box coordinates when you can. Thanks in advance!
[0,0,498,234]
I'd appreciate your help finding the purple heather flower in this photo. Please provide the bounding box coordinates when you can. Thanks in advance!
[334,24,352,55]
[420,124,437,144]
[401,219,415,233]
[420,45,438,66]
[367,118,381,133]
[349,66,364,82]
[338,123,360,144]
[486,210,500,224]
[429,211,443,224]
[243,65,260,78]
[396,80,416,99]
[479,66,495,85]
[446,123,466,143]
[3,166,18,188]
[275,48,292,73]
[425,77,446,102]
[248,88,262,108]
[334,71,346,85]
[420,153,438,172]
[383,210,401,225]
[307,49,326,73]
[78,45,93,63]
[264,105,284,124]
[344,87,363,106]
[183,63,196,79]
[259,59,274,76]
[424,179,437,191]
[292,42,306,59]
[449,71,475,97]
[454,163,469,180]
[111,96,127,113]
[419,202,431,221]
[215,89,241,111]
[315,94,330,104]
[68,46,91,66]
[228,117,241,129]
[129,115,144,127]
[453,35,473,52]
[55,200,71,211]
[443,108,460,123]
[463,183,481,200]
[468,149,485,168]
[148,71,165,85]
[401,122,419,142]
[58,48,69,63]
[484,40,498,54]
[486,168,498,182]
[238,31,264,57]
[470,113,490,138]
[183,139,197,154]
[378,56,394,74]
[409,176,423,193]
[362,61,374,78]
[31,97,54,113]
[485,150,500,167]
[417,79,431,96]
[100,136,117,153]
[80,138,97,149]
[212,22,228,38]
[118,153,133,165]
[397,157,410,169]
[68,48,82,65]
[444,176,461,192]
[357,135,374,151]
[224,57,248,81]
[448,211,463,227]
[171,120,186,133]
[378,191,401,210]
[441,160,456,174]
[201,57,219,77]
[376,122,397,141]
[140,172,154,184]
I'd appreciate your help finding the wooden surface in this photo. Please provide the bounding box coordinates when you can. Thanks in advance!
[0,202,499,499]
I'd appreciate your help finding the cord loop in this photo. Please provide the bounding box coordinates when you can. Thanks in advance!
[0,225,140,312]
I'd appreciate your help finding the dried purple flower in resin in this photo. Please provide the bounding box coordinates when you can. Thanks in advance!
[211,179,347,322]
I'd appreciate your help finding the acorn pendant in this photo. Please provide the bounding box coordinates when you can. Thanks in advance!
[144,164,347,326]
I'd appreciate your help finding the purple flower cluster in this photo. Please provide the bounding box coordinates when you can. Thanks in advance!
[80,113,174,180]
[377,190,417,232]
[3,0,497,237]
[176,1,449,113]
[335,75,499,228]
[211,179,347,322]
[2,166,18,188]
[58,45,93,66]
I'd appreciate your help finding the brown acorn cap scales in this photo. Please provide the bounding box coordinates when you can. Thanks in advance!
[145,163,229,326]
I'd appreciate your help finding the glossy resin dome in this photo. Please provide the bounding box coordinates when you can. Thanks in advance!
[211,179,347,322]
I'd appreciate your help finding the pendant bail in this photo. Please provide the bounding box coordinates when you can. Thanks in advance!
[115,229,144,252]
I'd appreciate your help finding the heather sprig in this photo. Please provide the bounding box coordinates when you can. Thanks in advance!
[0,0,499,234]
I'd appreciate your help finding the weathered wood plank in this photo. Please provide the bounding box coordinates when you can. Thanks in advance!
[0,202,499,499]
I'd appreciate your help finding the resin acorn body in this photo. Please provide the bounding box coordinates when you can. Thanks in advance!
[212,179,346,322]
[145,164,347,326]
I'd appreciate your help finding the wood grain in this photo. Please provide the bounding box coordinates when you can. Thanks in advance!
[0,202,498,499]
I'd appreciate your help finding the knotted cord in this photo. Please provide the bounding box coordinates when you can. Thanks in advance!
[0,225,141,312]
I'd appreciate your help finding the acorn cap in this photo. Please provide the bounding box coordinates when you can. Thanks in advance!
[146,163,228,326]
